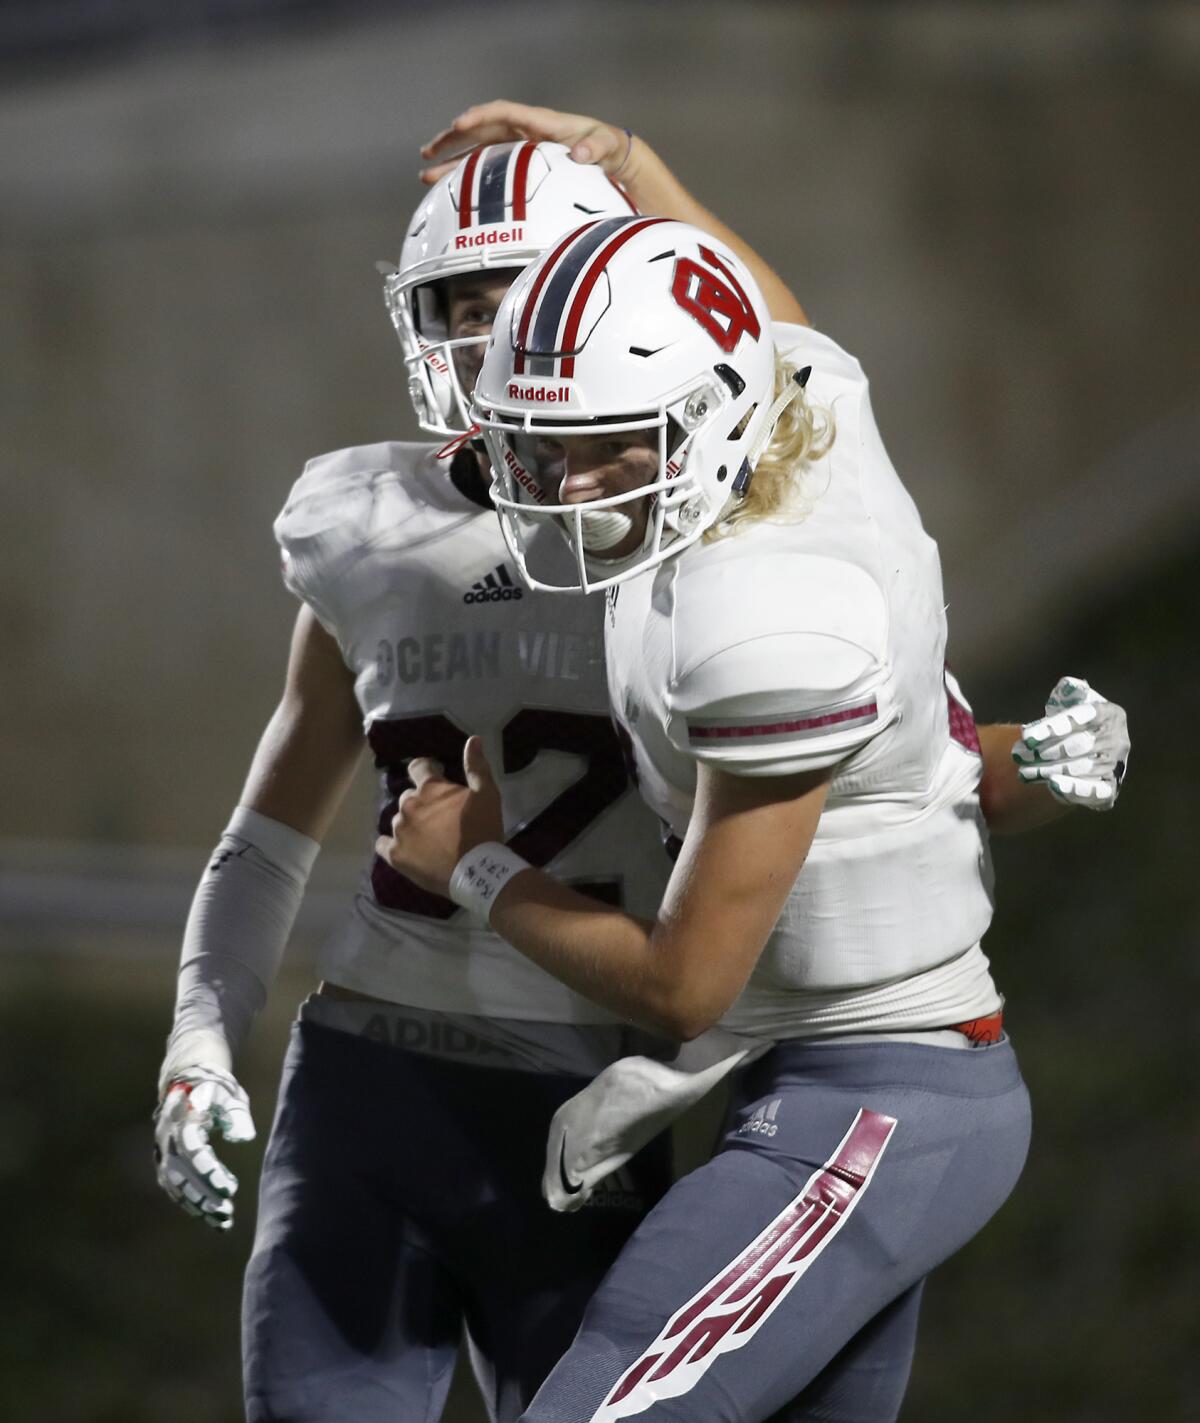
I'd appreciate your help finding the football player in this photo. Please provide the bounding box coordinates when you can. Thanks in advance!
[376,211,1130,1421]
[153,128,847,1423]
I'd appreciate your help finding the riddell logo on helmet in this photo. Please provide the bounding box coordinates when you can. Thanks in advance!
[666,438,692,480]
[455,227,525,250]
[507,383,570,403]
[417,337,450,376]
[503,446,548,504]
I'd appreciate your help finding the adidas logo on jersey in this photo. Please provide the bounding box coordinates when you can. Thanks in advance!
[463,563,524,604]
[584,1164,644,1212]
[737,1097,781,1138]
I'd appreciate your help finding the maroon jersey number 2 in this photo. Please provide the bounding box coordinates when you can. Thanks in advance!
[369,710,628,918]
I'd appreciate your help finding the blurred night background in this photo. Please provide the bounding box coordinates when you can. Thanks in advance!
[1,1,1197,1419]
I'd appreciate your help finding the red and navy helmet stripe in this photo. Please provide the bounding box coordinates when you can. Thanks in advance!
[511,141,536,220]
[457,141,538,229]
[456,148,484,228]
[512,221,594,375]
[476,143,516,224]
[515,215,672,377]
[557,217,670,376]
[527,217,633,366]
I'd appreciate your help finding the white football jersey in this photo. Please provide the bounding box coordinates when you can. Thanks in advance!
[276,440,670,1022]
[605,324,1001,1038]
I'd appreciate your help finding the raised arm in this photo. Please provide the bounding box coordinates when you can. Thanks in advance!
[420,100,808,327]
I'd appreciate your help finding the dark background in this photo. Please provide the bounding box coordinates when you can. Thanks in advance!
[1,2,1197,1419]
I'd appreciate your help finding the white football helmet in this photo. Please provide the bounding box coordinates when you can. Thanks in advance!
[382,142,638,438]
[471,218,786,592]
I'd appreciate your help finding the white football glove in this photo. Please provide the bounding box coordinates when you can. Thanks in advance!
[1012,676,1129,810]
[154,1065,256,1230]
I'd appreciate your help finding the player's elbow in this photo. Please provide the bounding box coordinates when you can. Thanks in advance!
[977,777,1011,833]
[669,1005,725,1042]
[640,979,732,1042]
[637,921,754,1040]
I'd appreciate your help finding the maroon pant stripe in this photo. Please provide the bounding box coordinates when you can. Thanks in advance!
[601,1108,897,1413]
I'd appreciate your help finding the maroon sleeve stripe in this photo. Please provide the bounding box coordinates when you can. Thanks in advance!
[688,699,879,743]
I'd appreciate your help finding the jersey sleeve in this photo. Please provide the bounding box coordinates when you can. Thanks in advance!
[272,444,392,642]
[664,552,895,777]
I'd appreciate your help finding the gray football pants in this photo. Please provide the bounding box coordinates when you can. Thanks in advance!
[242,1021,670,1423]
[520,1034,1031,1423]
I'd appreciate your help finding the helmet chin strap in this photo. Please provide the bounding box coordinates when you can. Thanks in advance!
[728,366,812,504]
[745,365,812,469]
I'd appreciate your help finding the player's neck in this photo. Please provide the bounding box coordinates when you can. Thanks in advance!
[447,445,493,511]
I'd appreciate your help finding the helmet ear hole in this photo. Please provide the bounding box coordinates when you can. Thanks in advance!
[727,403,757,441]
[713,363,746,398]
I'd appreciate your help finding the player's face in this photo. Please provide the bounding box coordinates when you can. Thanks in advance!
[533,430,659,558]
[445,272,513,395]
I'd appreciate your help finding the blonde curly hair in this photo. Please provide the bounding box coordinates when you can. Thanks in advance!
[705,354,835,541]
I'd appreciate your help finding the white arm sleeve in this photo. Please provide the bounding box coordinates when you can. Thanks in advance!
[158,806,320,1095]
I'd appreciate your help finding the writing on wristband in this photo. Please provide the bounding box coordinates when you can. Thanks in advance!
[448,843,531,922]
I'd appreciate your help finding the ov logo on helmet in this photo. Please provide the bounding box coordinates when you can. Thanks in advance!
[671,245,762,353]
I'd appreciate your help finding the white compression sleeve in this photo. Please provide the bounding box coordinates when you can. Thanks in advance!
[158,806,320,1094]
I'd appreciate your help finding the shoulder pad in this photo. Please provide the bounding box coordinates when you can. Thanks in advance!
[275,443,415,543]
[273,442,423,634]
[666,550,892,775]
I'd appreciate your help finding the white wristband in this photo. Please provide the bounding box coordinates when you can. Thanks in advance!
[448,842,531,922]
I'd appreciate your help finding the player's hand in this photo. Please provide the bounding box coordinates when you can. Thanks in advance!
[1012,676,1129,810]
[375,737,504,892]
[420,100,634,185]
[154,1065,256,1230]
